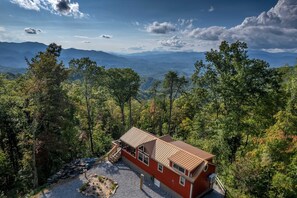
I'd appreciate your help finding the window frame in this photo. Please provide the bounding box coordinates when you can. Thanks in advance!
[203,164,209,172]
[137,148,149,166]
[158,163,163,173]
[143,155,149,166]
[173,163,185,174]
[138,152,143,161]
[179,176,185,187]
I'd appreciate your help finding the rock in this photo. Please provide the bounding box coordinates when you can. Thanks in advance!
[47,158,97,184]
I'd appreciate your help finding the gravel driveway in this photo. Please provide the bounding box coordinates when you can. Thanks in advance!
[39,160,172,198]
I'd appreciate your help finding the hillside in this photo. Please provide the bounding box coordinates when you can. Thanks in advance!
[0,42,296,77]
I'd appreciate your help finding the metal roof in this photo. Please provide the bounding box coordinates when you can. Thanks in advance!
[120,127,213,177]
[120,127,157,148]
[149,139,180,168]
[170,140,214,160]
[168,150,204,171]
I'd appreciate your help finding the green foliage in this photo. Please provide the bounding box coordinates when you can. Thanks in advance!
[0,41,296,197]
[106,68,140,130]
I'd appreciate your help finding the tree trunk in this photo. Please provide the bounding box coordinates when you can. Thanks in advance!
[85,82,94,154]
[168,81,173,135]
[32,120,38,188]
[120,103,125,129]
[129,97,132,128]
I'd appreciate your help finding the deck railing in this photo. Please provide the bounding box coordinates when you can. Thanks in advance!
[215,175,230,197]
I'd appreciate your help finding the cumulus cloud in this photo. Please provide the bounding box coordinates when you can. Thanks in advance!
[160,36,186,49]
[146,21,176,34]
[208,6,214,12]
[100,34,112,39]
[24,27,42,34]
[186,26,226,41]
[10,0,86,18]
[0,27,6,32]
[184,0,297,51]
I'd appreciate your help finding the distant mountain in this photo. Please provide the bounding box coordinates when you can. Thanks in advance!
[0,42,296,77]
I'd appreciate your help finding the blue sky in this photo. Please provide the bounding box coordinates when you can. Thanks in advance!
[0,0,296,53]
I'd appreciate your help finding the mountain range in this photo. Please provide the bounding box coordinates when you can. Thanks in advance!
[0,42,296,78]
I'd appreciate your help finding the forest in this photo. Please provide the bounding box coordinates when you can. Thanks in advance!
[0,41,296,198]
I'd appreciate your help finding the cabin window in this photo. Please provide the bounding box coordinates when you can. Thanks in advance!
[139,146,144,152]
[138,151,149,166]
[204,164,209,172]
[138,145,148,154]
[179,176,185,186]
[173,163,185,174]
[143,155,149,165]
[158,163,163,172]
[138,152,143,161]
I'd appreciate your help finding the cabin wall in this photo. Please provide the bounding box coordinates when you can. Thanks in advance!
[122,149,192,198]
[192,163,216,198]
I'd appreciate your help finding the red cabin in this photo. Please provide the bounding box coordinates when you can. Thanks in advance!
[118,127,216,198]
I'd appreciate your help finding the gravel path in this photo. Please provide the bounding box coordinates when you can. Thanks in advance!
[39,160,172,198]
[39,160,223,198]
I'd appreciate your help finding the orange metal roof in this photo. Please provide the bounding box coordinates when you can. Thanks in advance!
[170,141,214,160]
[168,150,204,171]
[120,127,213,176]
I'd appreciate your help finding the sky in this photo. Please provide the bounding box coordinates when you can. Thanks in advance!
[0,0,296,53]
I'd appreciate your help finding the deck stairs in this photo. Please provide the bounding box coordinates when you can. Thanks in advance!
[107,141,122,163]
[214,175,228,197]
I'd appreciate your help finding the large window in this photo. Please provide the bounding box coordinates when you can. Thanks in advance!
[173,163,185,174]
[138,146,149,166]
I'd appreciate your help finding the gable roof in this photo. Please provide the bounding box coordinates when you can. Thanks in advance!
[120,127,157,148]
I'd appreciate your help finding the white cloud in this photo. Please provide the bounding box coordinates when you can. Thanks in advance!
[0,27,6,32]
[100,34,112,39]
[183,0,297,51]
[128,46,145,51]
[74,35,89,39]
[208,6,214,12]
[24,27,42,34]
[10,0,40,10]
[10,0,86,18]
[185,26,226,41]
[146,21,176,34]
[160,35,186,49]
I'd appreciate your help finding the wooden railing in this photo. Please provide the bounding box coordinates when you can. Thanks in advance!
[215,175,232,197]
[107,140,121,163]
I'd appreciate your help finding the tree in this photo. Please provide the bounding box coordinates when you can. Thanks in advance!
[192,41,280,162]
[106,68,140,130]
[26,43,72,183]
[69,58,105,154]
[163,71,187,134]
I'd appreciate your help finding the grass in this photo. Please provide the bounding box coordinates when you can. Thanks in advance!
[98,176,104,183]
[111,182,117,191]
[79,183,89,192]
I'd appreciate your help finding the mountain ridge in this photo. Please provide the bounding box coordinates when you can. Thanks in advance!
[0,42,296,77]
